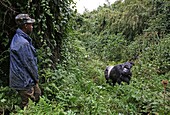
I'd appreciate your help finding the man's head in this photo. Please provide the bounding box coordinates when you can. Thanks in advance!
[15,14,35,34]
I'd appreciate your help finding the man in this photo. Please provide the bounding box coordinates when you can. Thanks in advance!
[9,14,41,109]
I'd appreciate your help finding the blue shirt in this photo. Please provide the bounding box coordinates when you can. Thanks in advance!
[9,28,39,90]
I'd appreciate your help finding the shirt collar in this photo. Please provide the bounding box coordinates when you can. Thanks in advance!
[16,28,32,43]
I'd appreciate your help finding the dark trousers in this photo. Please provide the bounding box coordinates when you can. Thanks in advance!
[17,84,41,109]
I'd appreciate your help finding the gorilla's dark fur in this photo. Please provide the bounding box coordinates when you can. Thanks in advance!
[104,62,134,86]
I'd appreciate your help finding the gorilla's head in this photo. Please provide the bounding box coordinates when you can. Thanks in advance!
[122,65,131,76]
[122,61,134,76]
[123,61,134,69]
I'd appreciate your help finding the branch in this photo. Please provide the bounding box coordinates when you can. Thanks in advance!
[0,0,18,13]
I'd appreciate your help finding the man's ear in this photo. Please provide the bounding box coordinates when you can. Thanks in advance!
[24,24,27,29]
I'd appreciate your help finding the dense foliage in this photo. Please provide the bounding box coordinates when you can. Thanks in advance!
[0,0,170,114]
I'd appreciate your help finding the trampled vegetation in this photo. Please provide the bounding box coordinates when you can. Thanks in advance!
[0,0,170,114]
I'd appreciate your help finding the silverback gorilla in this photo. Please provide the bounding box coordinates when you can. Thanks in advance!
[104,62,134,86]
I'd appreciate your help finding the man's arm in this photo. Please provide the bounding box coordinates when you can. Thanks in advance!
[18,42,39,83]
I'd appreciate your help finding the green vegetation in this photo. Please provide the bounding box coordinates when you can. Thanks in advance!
[0,0,170,114]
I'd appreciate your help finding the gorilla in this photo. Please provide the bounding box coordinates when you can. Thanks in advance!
[104,62,134,86]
